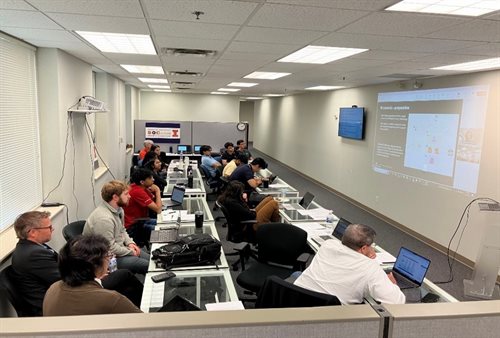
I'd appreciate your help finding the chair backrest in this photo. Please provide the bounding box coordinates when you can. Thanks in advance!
[256,223,307,266]
[199,164,220,189]
[0,266,32,317]
[218,201,254,243]
[256,275,341,309]
[62,220,86,241]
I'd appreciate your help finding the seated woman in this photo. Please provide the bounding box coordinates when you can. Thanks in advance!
[143,156,167,196]
[218,181,280,233]
[43,234,142,316]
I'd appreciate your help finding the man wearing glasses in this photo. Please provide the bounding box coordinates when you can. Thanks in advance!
[10,211,142,316]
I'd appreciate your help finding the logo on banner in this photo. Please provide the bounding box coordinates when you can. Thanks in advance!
[146,127,181,139]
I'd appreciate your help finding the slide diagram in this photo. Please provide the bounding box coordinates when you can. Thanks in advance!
[404,114,460,177]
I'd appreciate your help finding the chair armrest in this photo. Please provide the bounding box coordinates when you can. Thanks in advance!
[233,242,249,252]
[241,220,257,224]
[295,252,311,271]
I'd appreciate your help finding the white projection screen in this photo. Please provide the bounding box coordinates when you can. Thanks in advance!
[372,85,489,195]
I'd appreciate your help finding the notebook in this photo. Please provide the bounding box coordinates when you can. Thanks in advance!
[164,185,185,208]
[391,247,431,288]
[332,218,351,240]
[291,192,315,209]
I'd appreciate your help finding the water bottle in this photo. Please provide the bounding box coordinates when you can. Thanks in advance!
[108,255,117,273]
[326,210,335,224]
[281,188,287,199]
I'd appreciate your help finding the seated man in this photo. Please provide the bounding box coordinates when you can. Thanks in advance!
[220,142,236,166]
[138,139,153,161]
[10,211,143,316]
[223,153,248,178]
[200,145,222,178]
[235,139,252,160]
[123,168,163,231]
[84,180,150,275]
[229,157,267,193]
[294,224,406,305]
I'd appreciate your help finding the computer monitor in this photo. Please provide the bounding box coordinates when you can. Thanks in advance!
[177,145,191,153]
[193,145,202,154]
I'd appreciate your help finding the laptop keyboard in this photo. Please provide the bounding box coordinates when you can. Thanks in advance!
[150,229,178,243]
[394,273,418,289]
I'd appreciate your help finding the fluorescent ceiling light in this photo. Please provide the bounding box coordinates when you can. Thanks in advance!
[431,57,500,71]
[386,0,500,17]
[148,84,170,89]
[278,45,368,64]
[121,64,164,74]
[227,82,258,87]
[154,89,171,92]
[263,94,285,97]
[244,71,291,80]
[75,31,156,54]
[218,88,240,92]
[305,86,345,90]
[242,97,263,100]
[211,92,229,95]
[138,77,168,84]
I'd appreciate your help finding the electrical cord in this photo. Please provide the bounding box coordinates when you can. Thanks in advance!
[84,115,116,179]
[83,116,97,208]
[70,112,80,218]
[434,197,499,284]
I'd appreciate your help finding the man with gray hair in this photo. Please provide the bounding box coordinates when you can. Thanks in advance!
[294,223,405,304]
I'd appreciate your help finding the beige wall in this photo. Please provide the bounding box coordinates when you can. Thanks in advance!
[253,70,500,264]
[239,101,255,142]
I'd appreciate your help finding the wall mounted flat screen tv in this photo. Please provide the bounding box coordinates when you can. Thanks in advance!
[338,107,365,140]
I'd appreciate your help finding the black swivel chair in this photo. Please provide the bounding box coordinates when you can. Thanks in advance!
[199,164,222,194]
[0,266,32,317]
[256,275,341,309]
[236,223,310,297]
[62,220,86,241]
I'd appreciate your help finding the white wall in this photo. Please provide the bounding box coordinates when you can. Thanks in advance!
[239,101,255,142]
[140,91,240,122]
[253,70,500,264]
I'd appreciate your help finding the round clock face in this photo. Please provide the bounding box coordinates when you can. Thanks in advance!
[237,123,246,131]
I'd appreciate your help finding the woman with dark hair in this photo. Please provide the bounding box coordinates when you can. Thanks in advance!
[143,156,167,196]
[217,181,280,232]
[43,234,142,316]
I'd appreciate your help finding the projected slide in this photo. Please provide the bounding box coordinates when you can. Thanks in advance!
[373,86,489,195]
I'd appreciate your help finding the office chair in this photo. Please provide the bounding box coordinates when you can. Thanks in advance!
[256,275,341,309]
[199,164,222,194]
[218,201,257,271]
[126,218,151,250]
[0,266,32,317]
[236,223,310,298]
[62,220,86,241]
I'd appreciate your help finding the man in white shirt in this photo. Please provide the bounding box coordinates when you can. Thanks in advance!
[294,223,405,305]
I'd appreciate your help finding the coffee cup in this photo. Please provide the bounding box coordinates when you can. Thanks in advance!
[262,178,269,188]
[194,210,204,228]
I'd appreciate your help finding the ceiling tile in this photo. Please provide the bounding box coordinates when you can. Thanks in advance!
[103,53,161,65]
[425,19,500,43]
[235,26,327,45]
[142,0,258,24]
[452,43,500,57]
[28,0,144,17]
[0,0,35,10]
[151,20,239,40]
[226,41,300,54]
[45,12,149,33]
[339,12,469,37]
[352,50,431,61]
[0,27,78,42]
[248,3,369,31]
[0,9,61,29]
[268,0,396,11]
[155,36,229,51]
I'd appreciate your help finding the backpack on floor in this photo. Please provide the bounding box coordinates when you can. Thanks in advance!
[152,233,222,269]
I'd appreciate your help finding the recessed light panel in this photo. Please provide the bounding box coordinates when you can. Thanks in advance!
[242,97,263,100]
[218,88,240,92]
[148,85,170,89]
[305,86,345,90]
[227,82,258,87]
[386,1,500,17]
[278,45,368,64]
[431,57,500,71]
[76,31,156,54]
[244,72,291,80]
[154,89,171,92]
[211,92,228,95]
[263,94,285,97]
[138,77,168,84]
[121,65,164,74]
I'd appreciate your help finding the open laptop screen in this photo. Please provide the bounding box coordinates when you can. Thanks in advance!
[299,192,315,209]
[332,218,351,240]
[171,186,185,204]
[392,247,431,286]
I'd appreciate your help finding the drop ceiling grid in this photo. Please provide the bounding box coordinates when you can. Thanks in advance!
[150,20,240,40]
[267,0,398,11]
[234,26,328,45]
[0,9,61,29]
[26,0,144,18]
[424,19,500,42]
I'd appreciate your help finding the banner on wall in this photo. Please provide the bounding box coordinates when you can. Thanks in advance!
[145,122,181,143]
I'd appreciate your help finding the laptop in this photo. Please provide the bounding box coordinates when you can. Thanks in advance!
[291,192,315,209]
[164,185,185,208]
[268,174,278,184]
[150,217,181,243]
[390,247,431,289]
[332,218,351,240]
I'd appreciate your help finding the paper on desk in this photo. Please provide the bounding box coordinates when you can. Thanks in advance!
[269,183,288,189]
[297,208,331,220]
[161,210,195,222]
[281,203,296,210]
[292,222,331,237]
[375,251,397,264]
[186,188,202,193]
[205,301,245,311]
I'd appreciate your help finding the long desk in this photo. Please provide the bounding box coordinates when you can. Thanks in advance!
[256,177,299,197]
[160,198,214,223]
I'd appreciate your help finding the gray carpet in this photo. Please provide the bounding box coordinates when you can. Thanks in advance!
[210,145,479,303]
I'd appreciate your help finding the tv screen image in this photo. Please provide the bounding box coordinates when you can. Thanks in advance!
[338,107,365,140]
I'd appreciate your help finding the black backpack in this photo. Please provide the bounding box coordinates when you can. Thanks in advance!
[152,233,222,269]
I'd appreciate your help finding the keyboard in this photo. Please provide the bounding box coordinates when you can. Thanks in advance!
[150,229,178,243]
[393,273,418,289]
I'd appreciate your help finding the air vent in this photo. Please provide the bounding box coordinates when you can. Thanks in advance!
[168,70,204,77]
[171,81,194,86]
[160,47,216,57]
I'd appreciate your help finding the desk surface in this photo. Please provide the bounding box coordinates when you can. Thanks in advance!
[141,269,238,313]
[160,199,214,222]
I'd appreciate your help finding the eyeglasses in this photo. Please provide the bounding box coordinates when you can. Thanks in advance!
[31,225,53,231]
